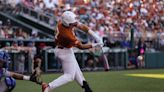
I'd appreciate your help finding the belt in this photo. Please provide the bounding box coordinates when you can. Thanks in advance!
[57,46,64,49]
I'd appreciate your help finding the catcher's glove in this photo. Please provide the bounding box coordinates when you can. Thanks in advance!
[30,67,42,85]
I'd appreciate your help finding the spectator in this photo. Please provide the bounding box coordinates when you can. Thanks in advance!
[137,38,146,68]
[45,0,55,10]
[30,29,40,40]
[28,41,37,72]
[159,32,164,46]
[0,27,5,38]
[33,0,43,12]
[85,47,102,71]
[4,42,11,47]
[15,28,25,39]
[128,51,138,69]
[12,40,18,47]
[17,40,26,74]
[22,0,33,8]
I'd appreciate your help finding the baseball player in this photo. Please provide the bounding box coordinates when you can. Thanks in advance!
[42,11,103,92]
[0,51,41,92]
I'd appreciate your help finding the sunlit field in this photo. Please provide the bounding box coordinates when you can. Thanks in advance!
[13,69,164,92]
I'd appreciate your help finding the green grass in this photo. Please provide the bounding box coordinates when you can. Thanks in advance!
[13,69,164,92]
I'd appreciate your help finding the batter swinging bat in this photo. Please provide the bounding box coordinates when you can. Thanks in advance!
[101,47,110,71]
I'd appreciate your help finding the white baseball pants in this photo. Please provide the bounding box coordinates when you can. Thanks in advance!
[48,48,85,90]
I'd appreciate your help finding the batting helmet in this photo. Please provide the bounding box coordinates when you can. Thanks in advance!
[61,11,77,27]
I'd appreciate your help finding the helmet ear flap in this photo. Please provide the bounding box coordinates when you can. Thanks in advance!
[62,19,70,27]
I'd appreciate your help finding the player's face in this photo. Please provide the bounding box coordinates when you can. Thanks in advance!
[69,22,78,27]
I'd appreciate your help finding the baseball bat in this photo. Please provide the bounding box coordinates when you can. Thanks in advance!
[101,47,110,71]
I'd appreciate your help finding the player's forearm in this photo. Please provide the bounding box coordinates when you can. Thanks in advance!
[10,72,30,80]
[76,44,92,50]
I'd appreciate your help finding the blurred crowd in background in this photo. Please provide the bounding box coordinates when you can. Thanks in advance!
[0,24,40,40]
[0,0,163,46]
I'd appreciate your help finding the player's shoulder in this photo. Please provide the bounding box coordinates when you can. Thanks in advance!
[76,22,89,32]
